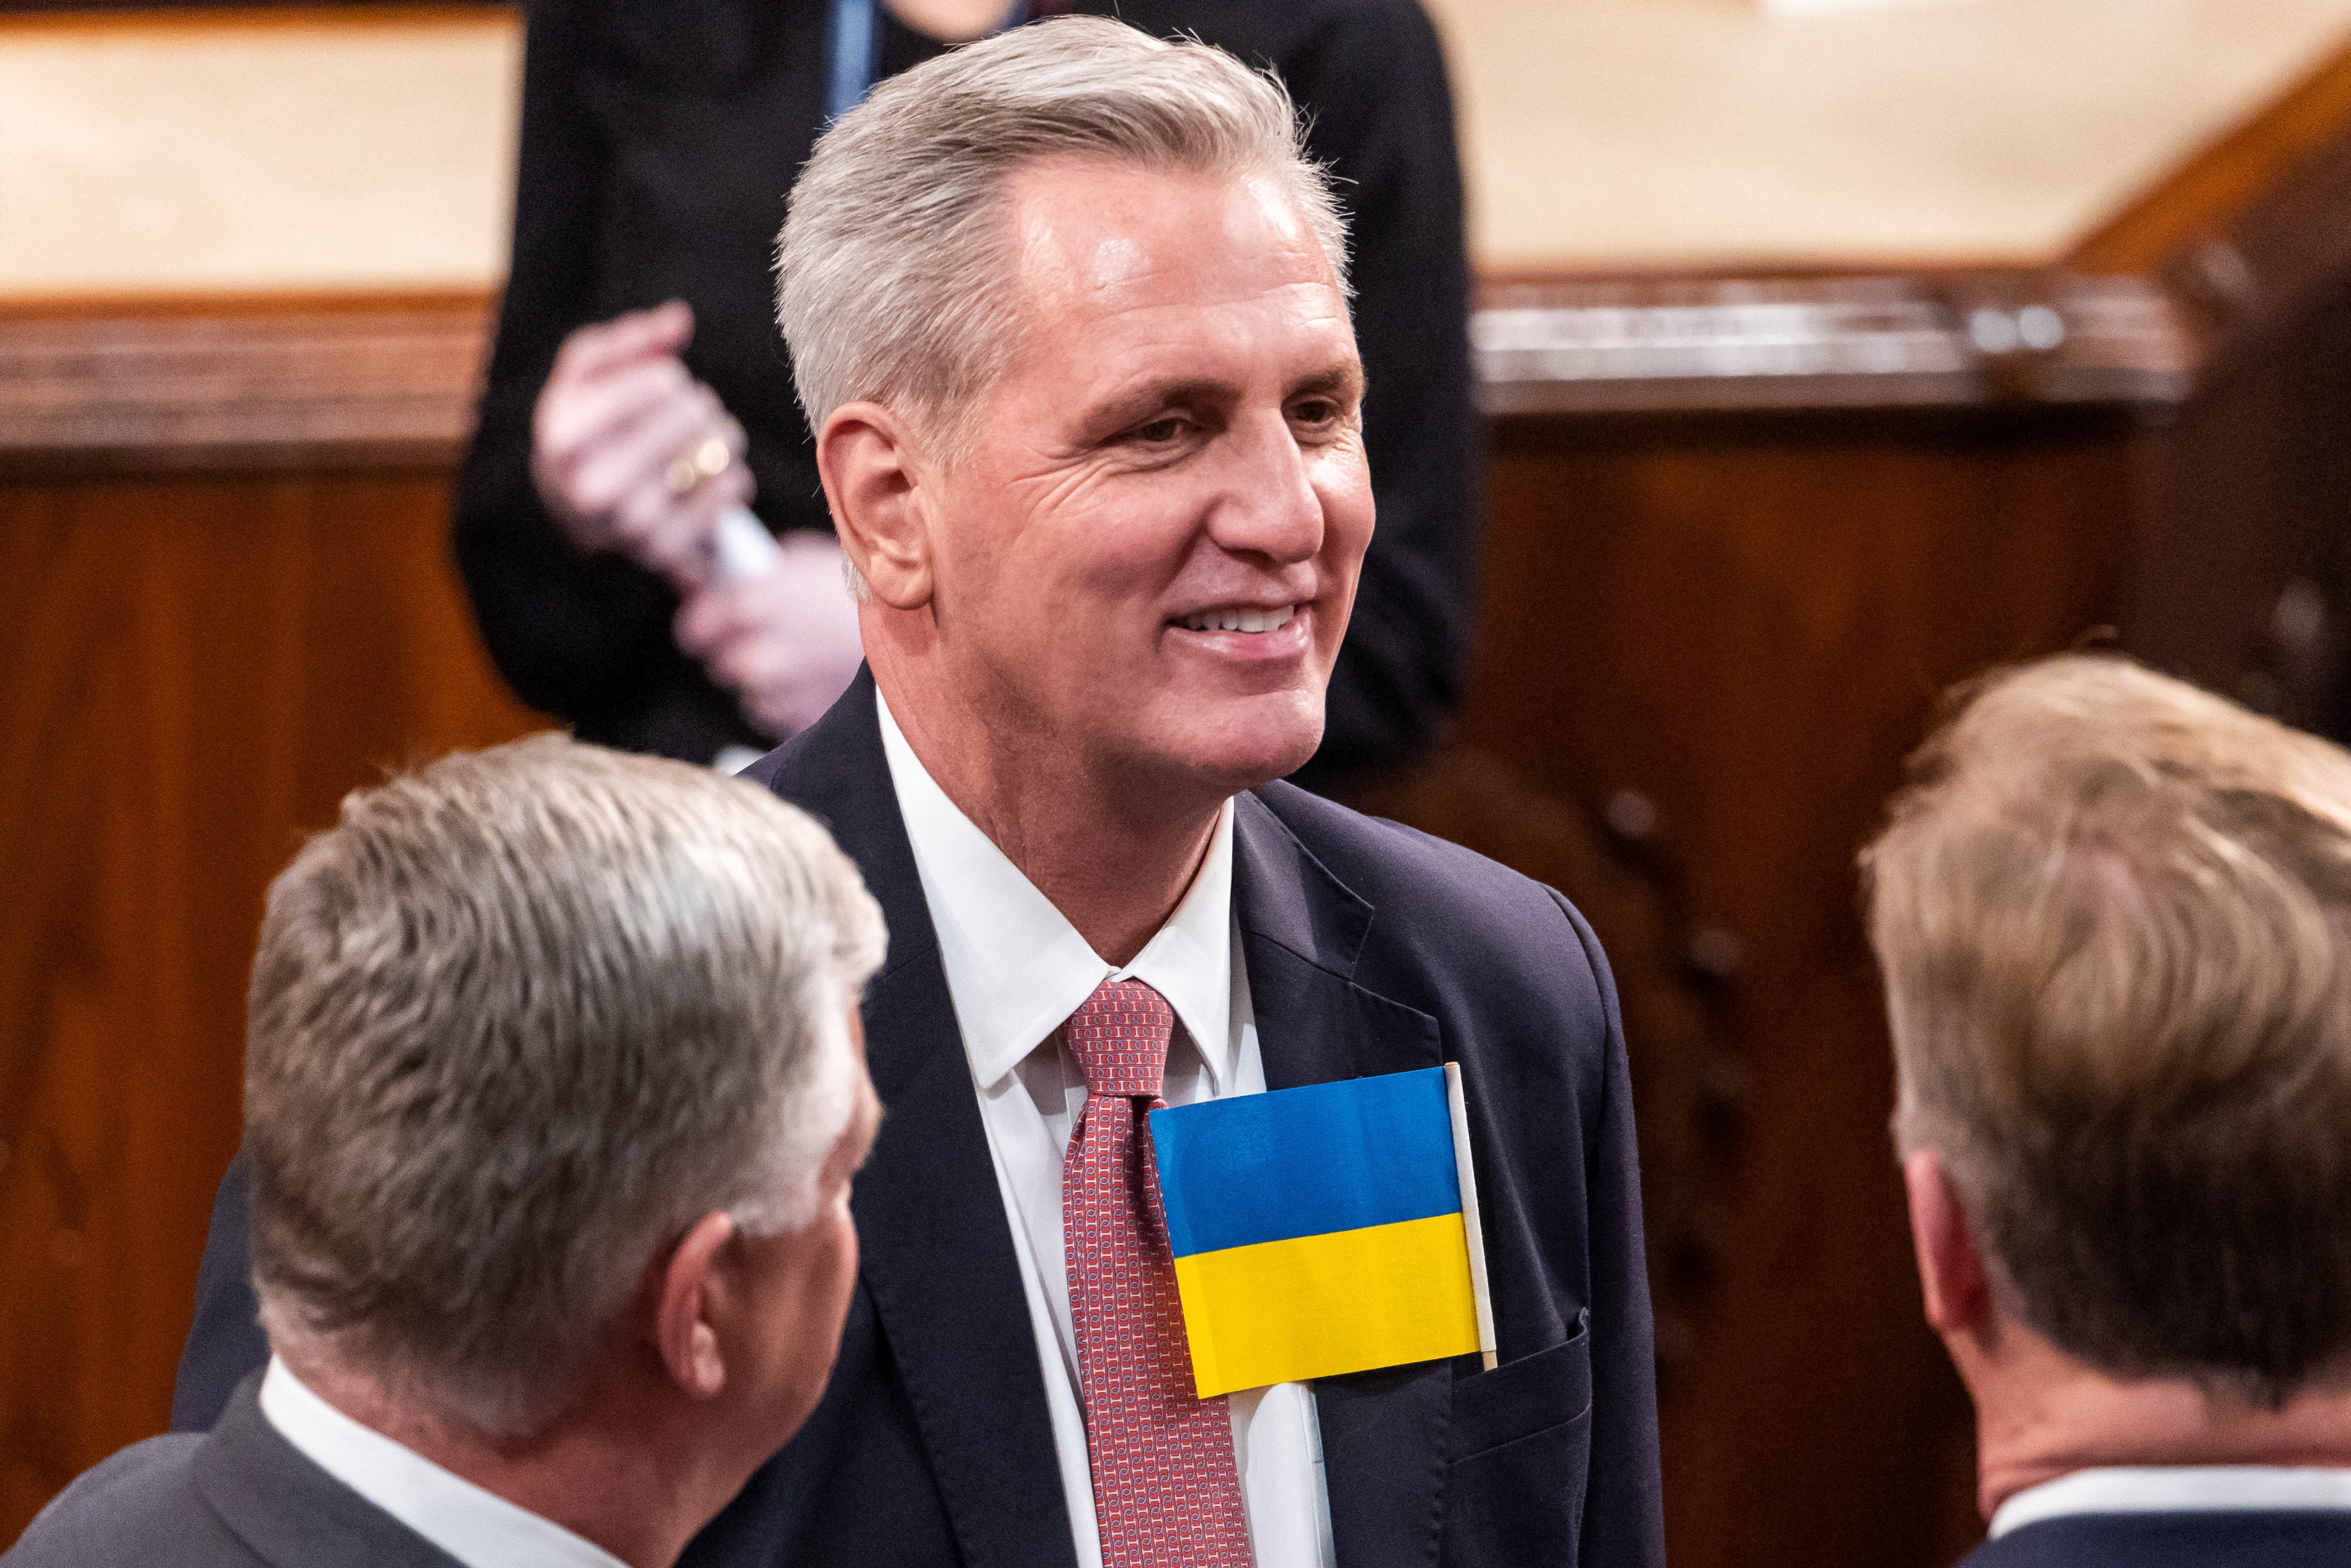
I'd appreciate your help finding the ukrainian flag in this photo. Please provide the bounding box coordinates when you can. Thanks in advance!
[1149,1064,1497,1398]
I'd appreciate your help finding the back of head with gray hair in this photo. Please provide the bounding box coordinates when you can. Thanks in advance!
[244,735,885,1437]
[776,15,1350,448]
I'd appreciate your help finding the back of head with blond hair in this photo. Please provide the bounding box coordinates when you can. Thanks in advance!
[1862,654,2351,1405]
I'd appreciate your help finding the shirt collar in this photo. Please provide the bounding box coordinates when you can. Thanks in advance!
[257,1357,629,1568]
[1990,1466,2351,1538]
[876,690,1237,1093]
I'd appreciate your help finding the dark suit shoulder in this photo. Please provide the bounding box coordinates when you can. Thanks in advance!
[1962,1511,2351,1567]
[1252,779,1594,971]
[4,1434,251,1567]
[1246,779,1619,1137]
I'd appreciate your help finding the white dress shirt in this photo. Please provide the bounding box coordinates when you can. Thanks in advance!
[1990,1465,2351,1538]
[258,1357,628,1568]
[877,693,1336,1568]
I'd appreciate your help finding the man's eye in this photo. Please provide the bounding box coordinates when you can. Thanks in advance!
[1292,401,1340,426]
[1131,417,1188,443]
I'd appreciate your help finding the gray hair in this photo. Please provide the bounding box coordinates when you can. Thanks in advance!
[775,14,1350,448]
[244,735,885,1436]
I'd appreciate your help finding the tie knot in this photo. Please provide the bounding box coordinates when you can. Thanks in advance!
[1065,978,1174,1099]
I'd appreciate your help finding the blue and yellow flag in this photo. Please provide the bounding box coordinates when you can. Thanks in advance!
[1149,1064,1496,1398]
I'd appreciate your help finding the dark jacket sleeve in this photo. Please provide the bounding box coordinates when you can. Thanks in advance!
[451,0,758,761]
[1557,891,1668,1567]
[1280,0,1480,789]
[170,1152,266,1434]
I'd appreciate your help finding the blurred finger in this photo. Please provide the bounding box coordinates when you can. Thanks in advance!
[656,469,757,590]
[674,578,759,660]
[674,552,863,739]
[711,632,793,706]
[613,478,724,587]
[664,433,735,497]
[546,301,694,389]
[562,383,734,533]
[538,357,696,475]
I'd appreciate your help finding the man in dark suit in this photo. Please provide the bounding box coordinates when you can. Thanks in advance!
[1862,655,2351,1567]
[13,740,883,1567]
[172,22,1662,1567]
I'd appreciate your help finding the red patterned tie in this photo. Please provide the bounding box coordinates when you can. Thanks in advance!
[1062,978,1255,1566]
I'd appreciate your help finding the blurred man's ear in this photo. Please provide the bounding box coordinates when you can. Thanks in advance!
[1904,1150,1994,1339]
[653,1211,738,1400]
[818,403,935,612]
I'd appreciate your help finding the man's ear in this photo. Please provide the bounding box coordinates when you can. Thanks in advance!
[818,402,935,611]
[1903,1149,1994,1338]
[653,1210,738,1400]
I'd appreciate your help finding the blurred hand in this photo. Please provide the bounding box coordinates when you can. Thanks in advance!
[530,301,752,589]
[675,532,866,739]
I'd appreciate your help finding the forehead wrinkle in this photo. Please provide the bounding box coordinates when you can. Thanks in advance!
[1067,281,1357,377]
[1080,233,1157,295]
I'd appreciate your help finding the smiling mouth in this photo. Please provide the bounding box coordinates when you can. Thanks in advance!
[1177,605,1299,634]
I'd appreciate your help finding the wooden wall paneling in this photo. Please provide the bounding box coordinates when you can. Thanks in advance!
[2121,277,2351,724]
[1449,36,2351,1568]
[1472,271,2198,422]
[1341,744,1746,1391]
[0,466,541,1543]
[0,294,490,474]
[1467,408,2143,1568]
[2068,31,2351,729]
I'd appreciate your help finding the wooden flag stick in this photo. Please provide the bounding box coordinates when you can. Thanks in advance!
[1444,1061,1499,1371]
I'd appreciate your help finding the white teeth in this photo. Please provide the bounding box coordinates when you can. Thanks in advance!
[1181,605,1297,634]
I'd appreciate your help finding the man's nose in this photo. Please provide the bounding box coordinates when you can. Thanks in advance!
[1202,408,1324,566]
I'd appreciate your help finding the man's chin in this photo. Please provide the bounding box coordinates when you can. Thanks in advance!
[1146,694,1325,794]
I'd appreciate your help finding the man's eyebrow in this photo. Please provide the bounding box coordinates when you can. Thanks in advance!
[1081,362,1366,435]
[1290,362,1367,402]
[1087,377,1239,430]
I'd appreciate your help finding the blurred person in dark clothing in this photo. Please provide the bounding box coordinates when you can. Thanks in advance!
[459,0,1476,790]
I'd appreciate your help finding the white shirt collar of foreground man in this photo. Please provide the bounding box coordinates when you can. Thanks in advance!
[258,1357,626,1568]
[1990,1464,2351,1538]
[874,691,1239,1090]
[876,690,1337,1568]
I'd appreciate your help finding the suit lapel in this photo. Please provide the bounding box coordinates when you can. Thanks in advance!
[1229,787,1441,1089]
[759,675,1077,1568]
[1232,791,1452,1568]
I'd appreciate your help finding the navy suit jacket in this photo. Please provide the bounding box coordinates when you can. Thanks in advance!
[1961,1510,2351,1566]
[171,674,1664,1567]
[7,1373,460,1568]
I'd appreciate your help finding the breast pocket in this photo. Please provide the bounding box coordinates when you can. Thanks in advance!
[1438,1315,1594,1568]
